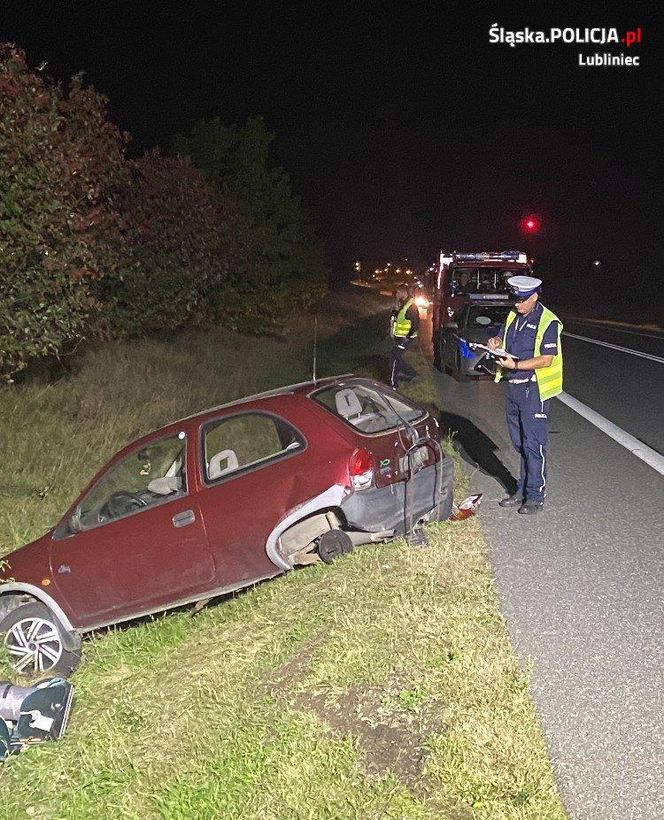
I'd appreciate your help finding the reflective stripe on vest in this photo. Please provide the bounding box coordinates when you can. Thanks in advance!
[494,306,563,400]
[394,298,417,338]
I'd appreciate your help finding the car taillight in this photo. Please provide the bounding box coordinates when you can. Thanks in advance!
[348,448,374,490]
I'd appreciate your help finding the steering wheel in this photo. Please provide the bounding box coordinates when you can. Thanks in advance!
[99,490,149,522]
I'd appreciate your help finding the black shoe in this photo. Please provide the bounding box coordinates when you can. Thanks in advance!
[518,501,544,515]
[499,493,523,508]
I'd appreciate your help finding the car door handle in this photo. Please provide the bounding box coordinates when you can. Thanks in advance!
[172,509,196,528]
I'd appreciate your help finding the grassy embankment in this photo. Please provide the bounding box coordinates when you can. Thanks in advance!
[0,289,566,819]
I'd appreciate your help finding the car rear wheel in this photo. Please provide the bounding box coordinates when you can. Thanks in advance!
[0,602,81,678]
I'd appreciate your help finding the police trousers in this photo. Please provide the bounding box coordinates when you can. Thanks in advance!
[505,381,550,503]
[389,337,416,389]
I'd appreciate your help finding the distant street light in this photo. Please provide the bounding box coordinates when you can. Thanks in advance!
[593,259,601,267]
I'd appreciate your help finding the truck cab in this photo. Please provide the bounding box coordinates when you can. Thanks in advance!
[432,250,532,371]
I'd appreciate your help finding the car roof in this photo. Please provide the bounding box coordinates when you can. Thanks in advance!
[87,376,345,463]
[112,374,401,454]
[451,260,531,270]
[465,300,515,308]
[163,373,368,429]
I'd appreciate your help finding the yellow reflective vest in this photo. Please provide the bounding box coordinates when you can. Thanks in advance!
[392,298,417,338]
[494,305,563,400]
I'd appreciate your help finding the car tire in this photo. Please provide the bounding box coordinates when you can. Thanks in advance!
[433,330,443,371]
[0,602,81,678]
[438,335,454,375]
[453,352,471,382]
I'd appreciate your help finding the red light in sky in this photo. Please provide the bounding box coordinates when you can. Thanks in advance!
[520,214,541,234]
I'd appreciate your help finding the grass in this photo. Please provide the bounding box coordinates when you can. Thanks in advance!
[0,288,566,819]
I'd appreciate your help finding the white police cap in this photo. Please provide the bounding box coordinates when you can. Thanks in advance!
[507,275,542,298]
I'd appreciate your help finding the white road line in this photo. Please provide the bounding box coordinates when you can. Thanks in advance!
[563,332,664,364]
[570,320,664,340]
[556,391,664,476]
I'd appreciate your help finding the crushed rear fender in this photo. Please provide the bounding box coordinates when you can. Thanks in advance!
[340,460,454,534]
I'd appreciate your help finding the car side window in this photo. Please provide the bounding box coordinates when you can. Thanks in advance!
[64,433,187,534]
[202,412,303,482]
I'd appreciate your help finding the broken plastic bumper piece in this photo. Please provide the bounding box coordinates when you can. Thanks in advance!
[0,677,74,761]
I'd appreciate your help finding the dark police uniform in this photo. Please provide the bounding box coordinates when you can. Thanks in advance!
[498,300,560,505]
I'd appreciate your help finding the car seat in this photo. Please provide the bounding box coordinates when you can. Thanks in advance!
[208,449,239,479]
[335,389,363,420]
[147,476,182,495]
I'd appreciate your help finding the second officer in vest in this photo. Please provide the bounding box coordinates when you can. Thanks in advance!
[487,275,563,515]
[389,285,420,390]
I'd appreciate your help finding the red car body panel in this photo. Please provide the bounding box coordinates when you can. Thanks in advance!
[192,395,353,589]
[49,498,213,626]
[1,377,451,636]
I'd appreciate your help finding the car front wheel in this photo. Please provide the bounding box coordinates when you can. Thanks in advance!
[453,351,471,382]
[0,602,81,677]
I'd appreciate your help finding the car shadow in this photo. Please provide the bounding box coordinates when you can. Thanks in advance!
[438,410,518,494]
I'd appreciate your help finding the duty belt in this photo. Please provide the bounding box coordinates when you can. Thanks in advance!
[509,375,536,384]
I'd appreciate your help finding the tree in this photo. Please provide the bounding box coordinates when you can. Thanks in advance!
[174,116,326,328]
[94,150,250,336]
[0,45,128,379]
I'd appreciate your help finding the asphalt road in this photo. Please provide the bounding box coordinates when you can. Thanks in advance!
[428,318,664,820]
[559,318,664,455]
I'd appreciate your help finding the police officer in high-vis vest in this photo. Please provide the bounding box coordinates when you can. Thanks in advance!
[389,284,420,389]
[487,275,563,515]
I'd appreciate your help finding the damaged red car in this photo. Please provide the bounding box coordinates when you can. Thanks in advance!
[0,376,454,676]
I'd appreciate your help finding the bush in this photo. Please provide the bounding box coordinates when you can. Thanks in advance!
[0,45,327,375]
[174,116,328,306]
[94,151,250,336]
[0,45,128,379]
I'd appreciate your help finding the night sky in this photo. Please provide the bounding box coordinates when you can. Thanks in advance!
[1,4,660,298]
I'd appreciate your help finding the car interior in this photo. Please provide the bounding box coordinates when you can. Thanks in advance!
[450,268,516,295]
[203,413,303,482]
[62,442,187,534]
[321,384,422,434]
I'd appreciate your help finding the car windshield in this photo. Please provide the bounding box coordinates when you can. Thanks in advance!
[313,383,424,434]
[450,267,519,295]
[465,305,511,329]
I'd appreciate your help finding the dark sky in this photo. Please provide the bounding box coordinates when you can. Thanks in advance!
[1,3,661,290]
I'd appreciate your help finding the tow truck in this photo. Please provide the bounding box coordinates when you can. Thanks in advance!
[432,250,533,377]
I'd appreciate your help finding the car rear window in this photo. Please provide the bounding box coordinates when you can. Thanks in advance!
[312,383,424,434]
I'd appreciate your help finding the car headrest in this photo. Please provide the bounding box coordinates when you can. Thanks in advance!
[335,389,363,419]
[208,449,239,480]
